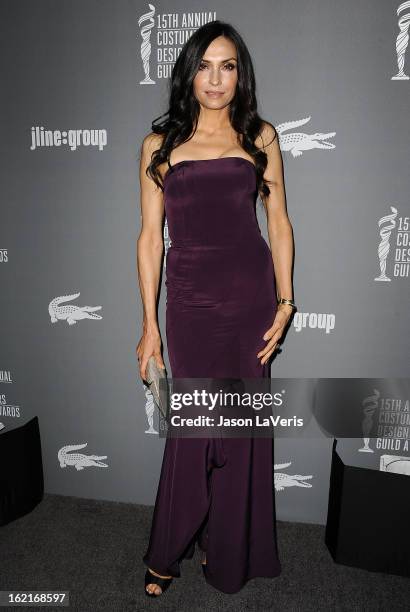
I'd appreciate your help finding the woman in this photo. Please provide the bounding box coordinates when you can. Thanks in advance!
[136,20,295,596]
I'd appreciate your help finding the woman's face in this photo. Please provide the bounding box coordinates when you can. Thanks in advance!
[192,36,238,110]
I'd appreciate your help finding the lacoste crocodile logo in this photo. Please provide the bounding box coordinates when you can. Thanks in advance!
[49,292,102,325]
[277,116,336,158]
[58,443,108,470]
[274,462,313,491]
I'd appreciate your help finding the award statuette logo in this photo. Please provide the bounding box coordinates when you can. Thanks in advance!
[392,1,410,80]
[358,389,379,453]
[138,3,156,85]
[391,0,410,81]
[374,206,398,281]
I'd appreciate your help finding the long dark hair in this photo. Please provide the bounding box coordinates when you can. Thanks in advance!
[146,20,277,202]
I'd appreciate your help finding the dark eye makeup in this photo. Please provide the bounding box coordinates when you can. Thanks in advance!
[198,61,237,71]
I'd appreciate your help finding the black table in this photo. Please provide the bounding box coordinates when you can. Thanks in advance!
[325,438,410,578]
[0,416,44,526]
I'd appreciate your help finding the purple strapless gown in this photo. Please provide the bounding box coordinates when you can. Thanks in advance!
[143,156,282,594]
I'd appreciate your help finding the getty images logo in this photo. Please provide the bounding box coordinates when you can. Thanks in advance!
[30,126,108,151]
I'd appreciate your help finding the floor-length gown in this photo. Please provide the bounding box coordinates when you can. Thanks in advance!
[142,156,282,594]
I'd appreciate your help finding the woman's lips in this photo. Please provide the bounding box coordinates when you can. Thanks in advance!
[205,91,224,98]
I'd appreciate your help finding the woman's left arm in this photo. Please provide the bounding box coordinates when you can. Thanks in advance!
[256,122,295,364]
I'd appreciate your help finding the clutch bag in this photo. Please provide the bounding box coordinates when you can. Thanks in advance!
[145,356,169,419]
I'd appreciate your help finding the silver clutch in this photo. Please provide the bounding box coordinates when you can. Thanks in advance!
[145,356,169,419]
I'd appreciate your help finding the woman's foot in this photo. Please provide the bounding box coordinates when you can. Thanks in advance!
[145,568,173,596]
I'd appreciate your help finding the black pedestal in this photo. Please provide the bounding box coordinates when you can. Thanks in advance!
[325,438,410,578]
[0,416,44,526]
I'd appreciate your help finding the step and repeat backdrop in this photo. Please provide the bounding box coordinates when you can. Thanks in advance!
[1,0,409,524]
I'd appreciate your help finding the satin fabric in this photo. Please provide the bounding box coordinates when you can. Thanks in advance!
[142,157,281,593]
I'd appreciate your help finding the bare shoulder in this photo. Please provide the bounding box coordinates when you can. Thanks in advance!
[140,132,164,161]
[255,121,283,196]
[255,121,278,152]
[139,132,166,187]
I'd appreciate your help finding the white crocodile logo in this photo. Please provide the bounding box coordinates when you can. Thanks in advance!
[49,292,102,325]
[58,443,108,470]
[277,116,336,158]
[274,461,313,491]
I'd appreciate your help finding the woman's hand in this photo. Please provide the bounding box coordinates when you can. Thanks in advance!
[257,304,294,365]
[136,323,166,381]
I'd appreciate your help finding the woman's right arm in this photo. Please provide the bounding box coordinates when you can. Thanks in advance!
[136,133,166,381]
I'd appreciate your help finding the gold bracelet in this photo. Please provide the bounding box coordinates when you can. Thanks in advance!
[278,297,297,311]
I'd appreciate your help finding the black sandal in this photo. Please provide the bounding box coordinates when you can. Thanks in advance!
[144,568,173,597]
